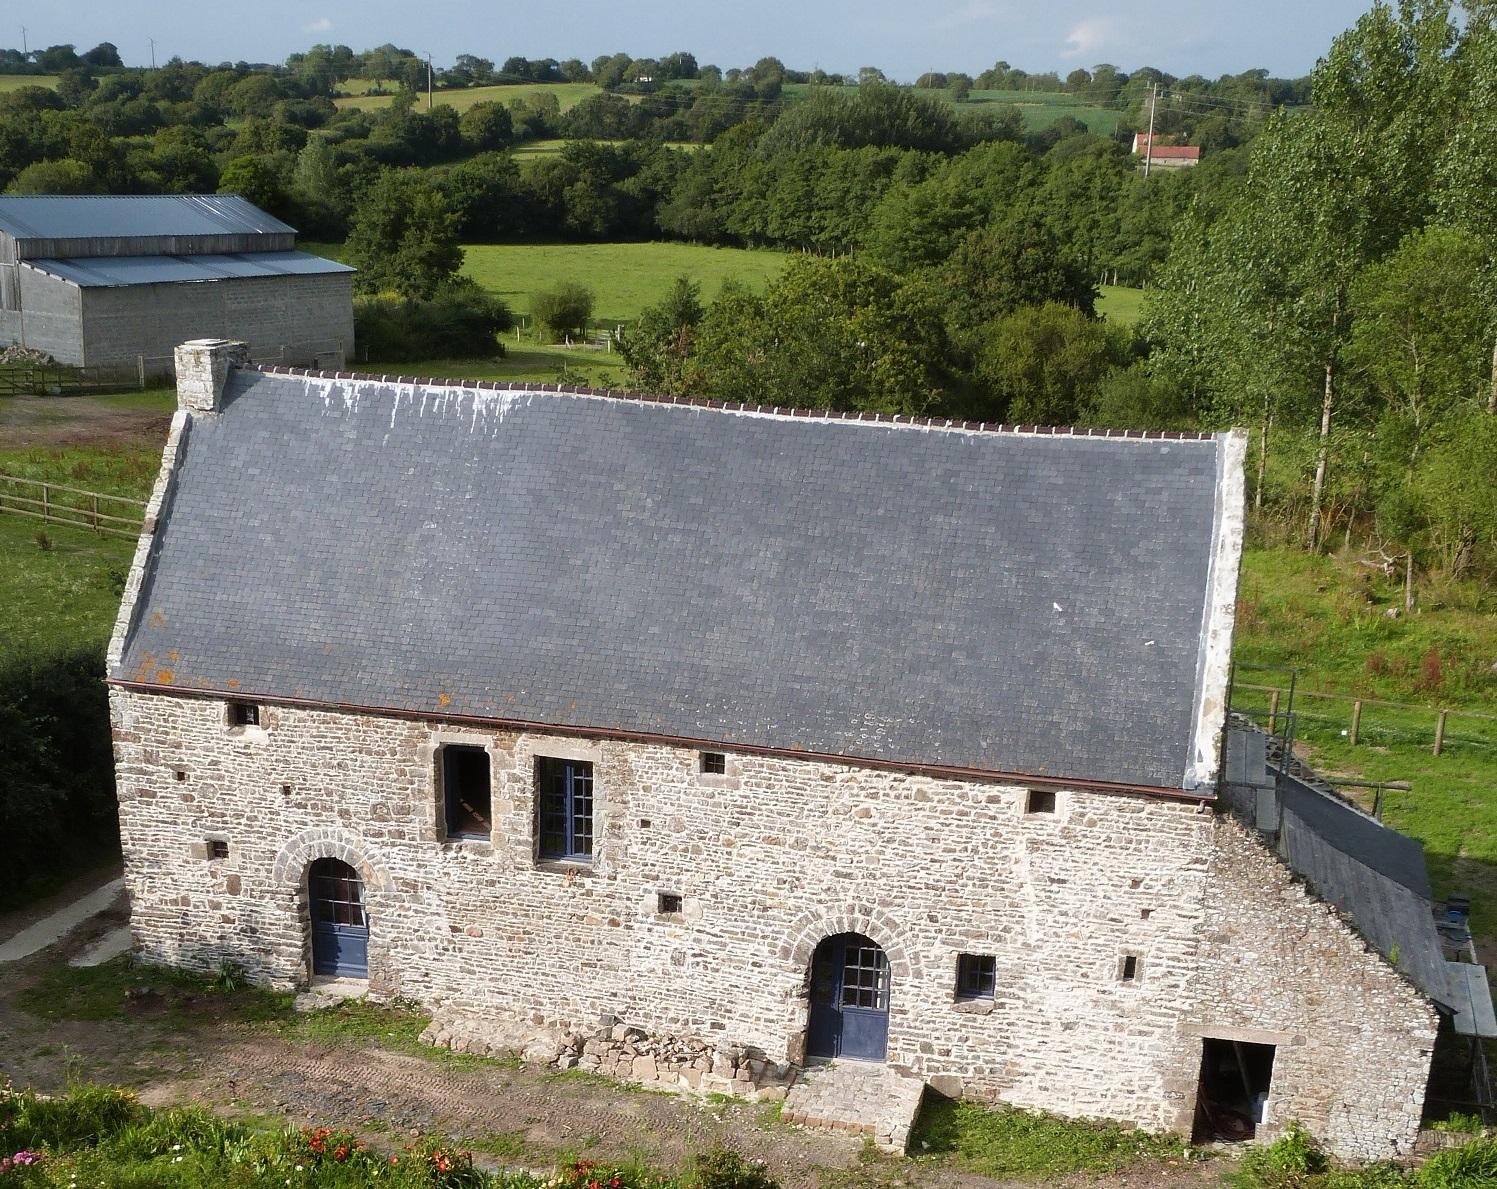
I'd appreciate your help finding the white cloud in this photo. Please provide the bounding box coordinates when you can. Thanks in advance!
[1061,17,1111,59]
[302,16,334,33]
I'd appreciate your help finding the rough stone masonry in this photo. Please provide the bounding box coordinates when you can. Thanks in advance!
[105,341,1439,1160]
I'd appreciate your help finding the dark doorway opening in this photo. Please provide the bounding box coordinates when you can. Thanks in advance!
[309,857,369,979]
[1194,1037,1276,1142]
[806,933,890,1062]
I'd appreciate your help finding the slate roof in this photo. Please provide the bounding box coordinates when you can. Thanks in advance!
[0,194,293,242]
[25,251,355,288]
[114,369,1237,790]
[1277,773,1451,1007]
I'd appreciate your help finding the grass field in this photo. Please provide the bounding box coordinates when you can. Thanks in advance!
[333,81,607,114]
[1232,545,1497,937]
[1096,285,1145,325]
[778,82,1122,135]
[510,137,703,160]
[458,241,789,326]
[0,74,58,92]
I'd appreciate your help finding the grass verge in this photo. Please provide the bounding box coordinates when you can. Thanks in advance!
[909,1094,1191,1178]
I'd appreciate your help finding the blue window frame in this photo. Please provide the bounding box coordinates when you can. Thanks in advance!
[537,757,594,861]
[956,953,996,1000]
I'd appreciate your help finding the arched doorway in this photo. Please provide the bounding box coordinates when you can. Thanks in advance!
[807,933,890,1061]
[309,858,368,979]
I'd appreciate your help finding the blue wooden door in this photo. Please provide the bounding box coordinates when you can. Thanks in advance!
[807,934,890,1062]
[310,858,368,978]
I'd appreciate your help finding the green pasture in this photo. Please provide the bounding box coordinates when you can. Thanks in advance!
[778,82,1121,134]
[0,74,58,92]
[333,81,607,114]
[511,138,703,161]
[459,241,789,327]
[1096,285,1145,325]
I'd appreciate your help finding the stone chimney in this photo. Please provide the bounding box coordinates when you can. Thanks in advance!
[174,338,250,414]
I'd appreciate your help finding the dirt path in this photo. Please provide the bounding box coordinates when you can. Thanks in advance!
[0,882,1227,1188]
[0,393,171,449]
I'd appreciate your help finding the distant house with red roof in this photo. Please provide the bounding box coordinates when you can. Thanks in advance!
[1131,133,1201,168]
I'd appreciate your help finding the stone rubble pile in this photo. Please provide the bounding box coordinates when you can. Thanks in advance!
[419,1015,797,1102]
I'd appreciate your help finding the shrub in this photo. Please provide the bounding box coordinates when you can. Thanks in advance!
[0,645,119,909]
[688,1146,781,1189]
[1419,1137,1497,1189]
[8,1084,144,1151]
[1234,1123,1331,1188]
[354,279,513,362]
[530,282,595,341]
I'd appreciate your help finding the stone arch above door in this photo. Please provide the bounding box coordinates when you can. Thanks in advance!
[271,827,390,893]
[780,903,919,985]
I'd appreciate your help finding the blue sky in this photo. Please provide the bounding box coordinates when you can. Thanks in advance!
[26,1,1378,80]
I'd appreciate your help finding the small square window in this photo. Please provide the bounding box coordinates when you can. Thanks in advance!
[1026,789,1057,815]
[208,839,229,860]
[657,892,683,915]
[227,702,260,728]
[956,953,996,1000]
[441,745,492,840]
[700,751,727,775]
[537,756,594,861]
[1120,954,1142,983]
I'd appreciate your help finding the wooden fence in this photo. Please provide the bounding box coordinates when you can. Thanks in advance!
[0,362,146,398]
[0,473,146,540]
[1231,679,1497,757]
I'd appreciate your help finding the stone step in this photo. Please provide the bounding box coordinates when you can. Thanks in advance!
[781,1061,926,1153]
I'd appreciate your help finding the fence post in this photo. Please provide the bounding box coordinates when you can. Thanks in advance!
[1434,709,1448,757]
[1350,700,1361,747]
[1268,689,1280,736]
[91,493,99,532]
[137,355,146,390]
[40,482,48,523]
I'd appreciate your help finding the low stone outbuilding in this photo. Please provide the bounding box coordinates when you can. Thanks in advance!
[107,341,1451,1159]
[0,195,353,375]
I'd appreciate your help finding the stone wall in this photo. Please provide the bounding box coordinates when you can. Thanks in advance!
[108,690,1436,1157]
[1180,817,1438,1159]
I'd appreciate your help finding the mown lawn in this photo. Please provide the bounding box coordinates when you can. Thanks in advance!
[459,241,789,327]
[333,81,607,114]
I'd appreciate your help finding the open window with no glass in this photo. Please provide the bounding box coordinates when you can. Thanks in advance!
[226,701,260,729]
[440,744,492,841]
[1026,789,1057,815]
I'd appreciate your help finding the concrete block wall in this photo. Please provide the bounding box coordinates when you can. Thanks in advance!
[80,272,353,373]
[108,689,1435,1157]
[0,269,85,363]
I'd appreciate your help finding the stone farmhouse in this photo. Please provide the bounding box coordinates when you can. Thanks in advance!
[0,195,353,376]
[107,340,1480,1158]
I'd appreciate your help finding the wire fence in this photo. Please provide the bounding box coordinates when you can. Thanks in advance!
[0,472,146,541]
[1230,677,1497,758]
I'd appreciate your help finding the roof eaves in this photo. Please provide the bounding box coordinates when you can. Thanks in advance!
[104,677,1215,804]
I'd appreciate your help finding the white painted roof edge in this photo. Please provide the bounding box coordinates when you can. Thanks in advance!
[1184,426,1247,790]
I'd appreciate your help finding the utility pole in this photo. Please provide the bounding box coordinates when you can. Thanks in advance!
[148,37,157,69]
[426,53,433,111]
[1144,82,1158,178]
